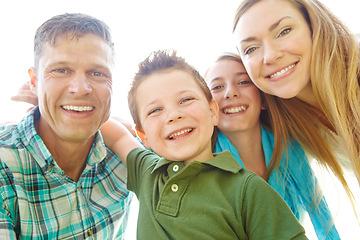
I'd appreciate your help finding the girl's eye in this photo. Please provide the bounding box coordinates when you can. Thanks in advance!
[279,28,291,37]
[210,85,222,91]
[238,80,252,86]
[244,46,256,55]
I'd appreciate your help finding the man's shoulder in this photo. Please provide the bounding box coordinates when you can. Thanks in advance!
[0,123,21,146]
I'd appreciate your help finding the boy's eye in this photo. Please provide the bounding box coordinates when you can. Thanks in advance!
[148,108,161,116]
[180,97,194,104]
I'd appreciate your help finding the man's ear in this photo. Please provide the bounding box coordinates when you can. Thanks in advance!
[135,127,151,149]
[209,99,219,126]
[28,67,37,93]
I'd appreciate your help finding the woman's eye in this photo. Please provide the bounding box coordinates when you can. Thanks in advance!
[279,28,291,37]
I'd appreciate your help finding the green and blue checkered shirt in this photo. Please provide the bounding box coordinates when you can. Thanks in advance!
[0,107,132,239]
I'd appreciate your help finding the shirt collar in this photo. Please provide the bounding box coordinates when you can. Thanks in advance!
[151,150,242,173]
[18,107,108,173]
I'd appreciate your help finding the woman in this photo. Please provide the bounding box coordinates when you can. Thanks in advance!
[232,0,359,210]
[206,53,339,239]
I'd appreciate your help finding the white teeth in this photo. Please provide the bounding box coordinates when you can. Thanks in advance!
[224,106,247,114]
[269,63,296,78]
[62,105,94,112]
[168,128,192,140]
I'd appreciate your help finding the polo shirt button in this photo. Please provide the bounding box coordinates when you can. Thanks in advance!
[171,184,179,192]
[172,165,179,172]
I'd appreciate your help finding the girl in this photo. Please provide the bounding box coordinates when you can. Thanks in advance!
[205,53,339,239]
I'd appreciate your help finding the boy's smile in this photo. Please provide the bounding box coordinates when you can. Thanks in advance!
[135,69,218,165]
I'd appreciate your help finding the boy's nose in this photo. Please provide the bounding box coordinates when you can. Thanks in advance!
[168,109,183,123]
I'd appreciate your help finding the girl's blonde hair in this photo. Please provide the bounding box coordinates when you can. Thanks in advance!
[233,0,360,210]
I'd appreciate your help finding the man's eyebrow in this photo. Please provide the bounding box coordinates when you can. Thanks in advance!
[240,16,292,44]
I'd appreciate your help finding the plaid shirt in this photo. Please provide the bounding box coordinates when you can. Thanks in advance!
[0,107,132,239]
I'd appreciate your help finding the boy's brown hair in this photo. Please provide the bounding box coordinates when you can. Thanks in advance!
[128,49,213,131]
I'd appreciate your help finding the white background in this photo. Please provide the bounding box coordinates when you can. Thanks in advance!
[0,1,359,239]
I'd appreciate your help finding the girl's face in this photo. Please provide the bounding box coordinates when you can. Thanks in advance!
[233,0,313,101]
[206,59,263,134]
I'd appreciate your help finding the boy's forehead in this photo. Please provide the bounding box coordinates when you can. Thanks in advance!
[137,69,198,93]
[135,70,201,105]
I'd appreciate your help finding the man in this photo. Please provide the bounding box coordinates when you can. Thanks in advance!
[0,13,131,239]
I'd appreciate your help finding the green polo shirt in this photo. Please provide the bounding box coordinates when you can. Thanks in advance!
[127,148,307,240]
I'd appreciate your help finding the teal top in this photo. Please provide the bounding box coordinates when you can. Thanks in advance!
[0,107,131,239]
[215,127,340,240]
[127,147,307,240]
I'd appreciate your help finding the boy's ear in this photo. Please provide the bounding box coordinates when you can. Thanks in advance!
[28,67,37,93]
[209,99,219,126]
[135,127,151,149]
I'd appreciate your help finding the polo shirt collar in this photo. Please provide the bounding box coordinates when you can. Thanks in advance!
[151,150,242,173]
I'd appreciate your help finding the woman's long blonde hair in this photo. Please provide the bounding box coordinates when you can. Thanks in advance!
[233,0,360,208]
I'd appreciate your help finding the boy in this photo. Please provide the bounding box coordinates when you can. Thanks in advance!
[101,49,308,239]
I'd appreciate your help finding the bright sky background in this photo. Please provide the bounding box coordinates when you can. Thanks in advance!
[1,0,360,123]
[1,1,359,239]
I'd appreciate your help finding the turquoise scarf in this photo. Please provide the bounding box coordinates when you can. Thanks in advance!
[215,127,340,240]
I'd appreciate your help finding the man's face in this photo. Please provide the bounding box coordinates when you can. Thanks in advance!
[32,33,114,143]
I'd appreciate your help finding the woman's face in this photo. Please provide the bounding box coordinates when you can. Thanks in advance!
[206,59,263,134]
[233,0,313,101]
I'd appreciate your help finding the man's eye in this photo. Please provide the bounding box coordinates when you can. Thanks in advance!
[91,72,105,77]
[53,69,67,74]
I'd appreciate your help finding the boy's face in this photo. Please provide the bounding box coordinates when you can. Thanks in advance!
[136,69,218,165]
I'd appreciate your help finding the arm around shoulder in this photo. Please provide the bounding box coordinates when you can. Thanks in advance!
[100,118,143,166]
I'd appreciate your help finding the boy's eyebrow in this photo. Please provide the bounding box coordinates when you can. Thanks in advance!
[240,16,292,44]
